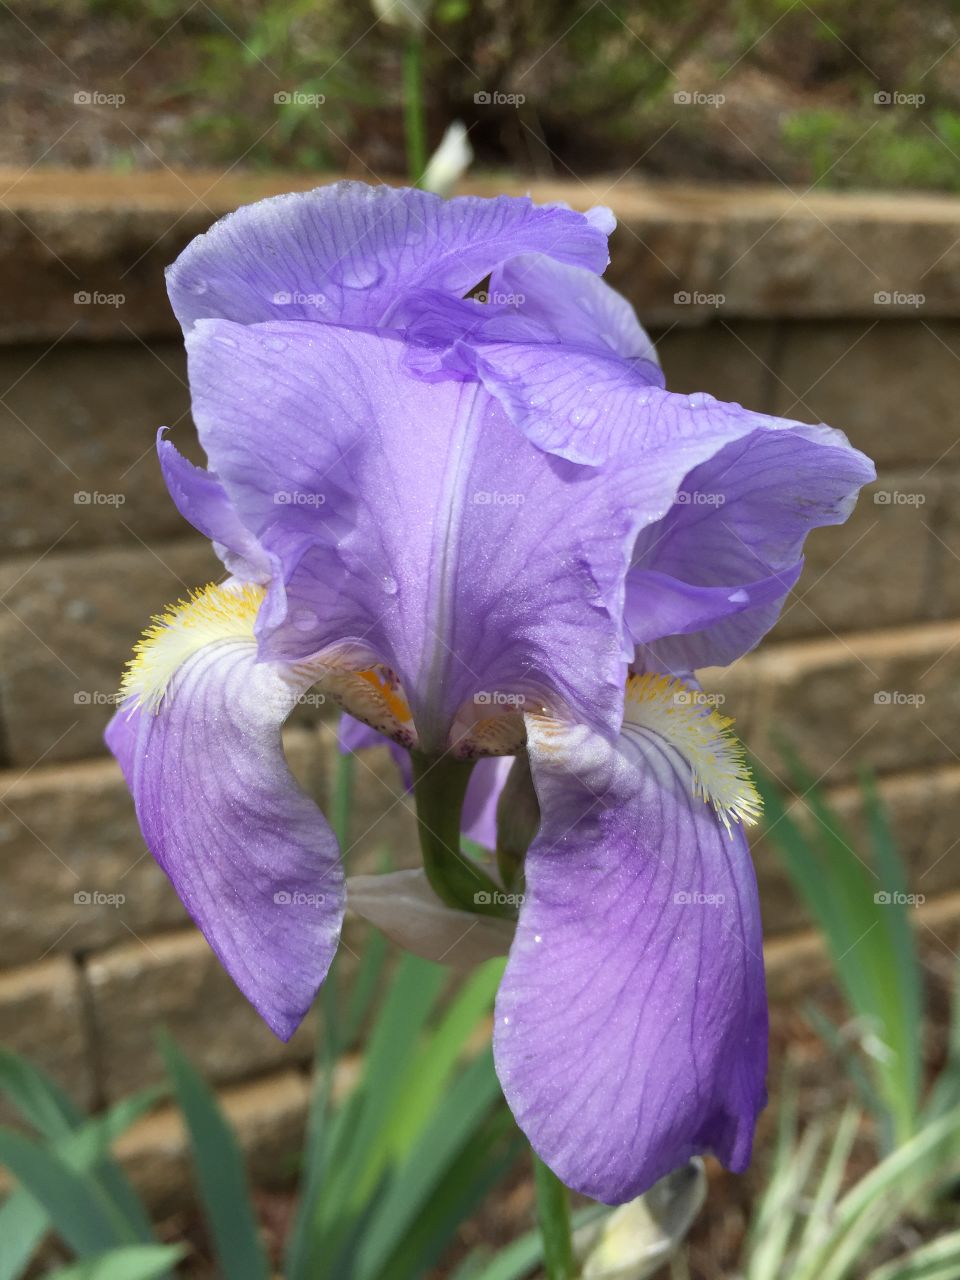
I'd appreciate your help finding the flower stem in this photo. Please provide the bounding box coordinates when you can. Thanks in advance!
[403,33,427,185]
[533,1153,578,1280]
[411,751,511,917]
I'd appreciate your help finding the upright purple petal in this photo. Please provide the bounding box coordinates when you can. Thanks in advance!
[494,716,767,1203]
[167,182,614,333]
[488,254,661,365]
[106,643,344,1040]
[184,319,652,747]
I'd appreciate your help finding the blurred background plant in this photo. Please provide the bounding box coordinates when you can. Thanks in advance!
[5,0,960,187]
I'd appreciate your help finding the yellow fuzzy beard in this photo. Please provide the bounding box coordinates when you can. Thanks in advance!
[119,582,265,712]
[625,672,762,833]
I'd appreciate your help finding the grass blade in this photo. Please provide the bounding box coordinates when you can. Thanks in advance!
[44,1246,187,1280]
[0,1050,83,1140]
[0,1129,134,1257]
[158,1033,269,1280]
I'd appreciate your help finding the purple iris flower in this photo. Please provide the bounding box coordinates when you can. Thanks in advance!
[106,182,874,1204]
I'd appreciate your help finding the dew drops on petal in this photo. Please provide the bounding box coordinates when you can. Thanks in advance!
[292,608,317,632]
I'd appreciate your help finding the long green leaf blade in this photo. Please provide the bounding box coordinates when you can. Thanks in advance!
[44,1245,186,1280]
[0,1129,133,1257]
[158,1034,269,1280]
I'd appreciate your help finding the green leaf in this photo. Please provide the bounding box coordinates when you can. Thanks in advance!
[0,1049,83,1140]
[158,1033,269,1280]
[0,1129,134,1257]
[791,1107,960,1280]
[377,1113,520,1280]
[383,956,504,1160]
[319,954,447,1226]
[757,763,923,1143]
[44,1245,186,1280]
[0,1087,161,1280]
[867,1229,960,1280]
[355,1048,504,1280]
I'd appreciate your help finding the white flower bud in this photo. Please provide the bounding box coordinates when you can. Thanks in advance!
[577,1160,706,1279]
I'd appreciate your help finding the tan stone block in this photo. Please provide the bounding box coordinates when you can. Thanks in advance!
[85,931,317,1101]
[771,321,960,468]
[0,727,322,969]
[0,758,186,969]
[655,321,778,409]
[114,1069,311,1217]
[2,342,195,556]
[9,172,960,341]
[0,538,221,765]
[741,621,960,786]
[930,469,960,620]
[769,472,938,640]
[0,958,94,1118]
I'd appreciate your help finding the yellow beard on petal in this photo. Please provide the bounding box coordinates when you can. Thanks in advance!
[119,582,266,712]
[624,672,762,833]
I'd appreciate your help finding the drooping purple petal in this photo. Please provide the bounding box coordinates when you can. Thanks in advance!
[105,644,344,1040]
[494,718,767,1203]
[629,425,875,670]
[167,182,614,333]
[185,319,652,747]
[158,431,272,583]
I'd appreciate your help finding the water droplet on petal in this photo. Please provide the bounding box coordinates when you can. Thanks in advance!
[264,336,287,353]
[291,608,317,632]
[187,278,208,296]
[382,575,399,596]
[728,589,749,604]
[340,259,383,288]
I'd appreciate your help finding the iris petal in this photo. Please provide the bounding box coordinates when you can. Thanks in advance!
[185,319,644,745]
[157,431,271,583]
[493,715,767,1203]
[629,424,876,669]
[167,182,614,333]
[106,638,344,1040]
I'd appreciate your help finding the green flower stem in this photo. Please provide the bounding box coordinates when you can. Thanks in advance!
[411,751,511,917]
[403,32,427,185]
[533,1154,578,1280]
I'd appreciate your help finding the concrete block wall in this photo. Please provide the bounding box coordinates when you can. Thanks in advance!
[1,169,959,1201]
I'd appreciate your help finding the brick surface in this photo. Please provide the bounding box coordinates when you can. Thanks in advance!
[85,930,318,1101]
[655,321,778,410]
[771,320,960,469]
[0,727,324,968]
[318,725,420,876]
[0,538,221,766]
[0,957,94,1118]
[931,469,960,619]
[769,471,939,641]
[114,1069,311,1216]
[3,342,194,556]
[703,620,960,785]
